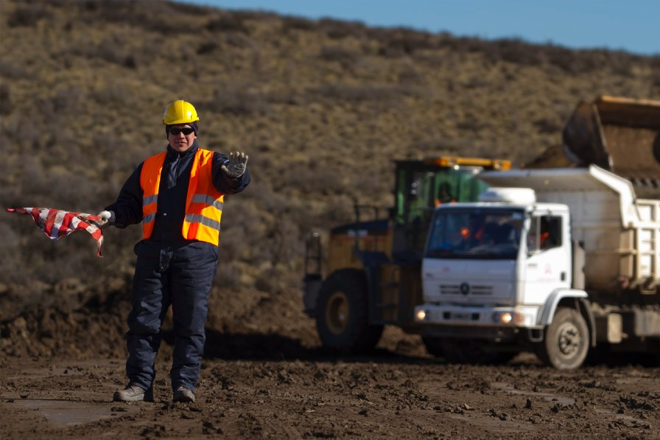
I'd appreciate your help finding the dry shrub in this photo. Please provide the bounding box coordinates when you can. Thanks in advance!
[263,89,307,106]
[254,264,300,294]
[90,83,137,107]
[318,18,367,40]
[197,41,219,55]
[7,3,52,27]
[41,86,84,118]
[166,0,212,16]
[280,15,317,33]
[218,201,264,263]
[215,261,242,289]
[223,33,256,48]
[3,117,42,151]
[534,116,562,135]
[0,223,21,284]
[0,84,11,116]
[375,28,437,57]
[309,84,423,103]
[206,14,250,33]
[63,38,141,69]
[398,67,427,86]
[201,89,270,116]
[95,39,139,69]
[281,163,346,195]
[0,60,30,80]
[319,46,360,67]
[653,72,660,89]
[456,114,488,132]
[81,0,196,35]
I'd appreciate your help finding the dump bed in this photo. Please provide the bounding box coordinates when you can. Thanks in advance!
[479,165,660,293]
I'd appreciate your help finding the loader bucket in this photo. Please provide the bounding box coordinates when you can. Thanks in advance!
[530,96,660,198]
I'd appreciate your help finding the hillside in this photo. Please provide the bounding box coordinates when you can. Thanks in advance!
[1,0,659,329]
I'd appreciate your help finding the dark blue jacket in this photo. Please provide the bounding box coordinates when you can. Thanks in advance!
[106,140,250,247]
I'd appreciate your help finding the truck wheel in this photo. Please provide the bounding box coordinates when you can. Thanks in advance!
[421,336,444,357]
[440,338,516,365]
[316,269,383,353]
[536,307,589,370]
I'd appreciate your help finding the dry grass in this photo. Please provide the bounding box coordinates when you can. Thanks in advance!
[0,0,659,297]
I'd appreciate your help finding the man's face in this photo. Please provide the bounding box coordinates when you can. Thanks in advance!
[167,124,196,153]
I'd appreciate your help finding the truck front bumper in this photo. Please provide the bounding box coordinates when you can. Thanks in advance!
[414,304,542,340]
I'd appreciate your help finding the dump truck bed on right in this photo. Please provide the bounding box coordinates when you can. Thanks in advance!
[479,165,660,294]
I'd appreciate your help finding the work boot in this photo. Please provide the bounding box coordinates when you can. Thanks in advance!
[113,384,154,402]
[172,386,195,403]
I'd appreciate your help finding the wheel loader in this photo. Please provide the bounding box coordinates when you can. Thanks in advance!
[302,156,510,353]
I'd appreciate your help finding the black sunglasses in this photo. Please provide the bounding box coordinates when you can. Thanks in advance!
[169,127,194,135]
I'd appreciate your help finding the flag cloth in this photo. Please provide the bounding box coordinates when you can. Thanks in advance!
[7,207,104,257]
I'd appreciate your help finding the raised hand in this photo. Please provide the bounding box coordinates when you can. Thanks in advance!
[221,151,249,178]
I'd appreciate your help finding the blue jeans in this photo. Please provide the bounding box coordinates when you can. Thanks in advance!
[126,240,218,392]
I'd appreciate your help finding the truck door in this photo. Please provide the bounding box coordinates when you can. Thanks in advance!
[522,212,571,304]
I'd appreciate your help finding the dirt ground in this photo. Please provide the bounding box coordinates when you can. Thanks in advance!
[1,285,659,439]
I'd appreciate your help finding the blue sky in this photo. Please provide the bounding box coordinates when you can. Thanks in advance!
[176,0,659,56]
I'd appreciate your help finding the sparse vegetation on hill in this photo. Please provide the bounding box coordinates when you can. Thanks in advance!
[0,0,659,317]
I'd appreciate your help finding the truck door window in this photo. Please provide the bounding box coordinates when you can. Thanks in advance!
[528,216,562,252]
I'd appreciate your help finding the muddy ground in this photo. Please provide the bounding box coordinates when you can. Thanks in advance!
[1,284,659,439]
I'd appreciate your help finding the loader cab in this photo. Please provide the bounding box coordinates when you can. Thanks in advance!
[392,157,510,261]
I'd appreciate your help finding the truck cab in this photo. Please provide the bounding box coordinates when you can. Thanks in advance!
[416,188,584,366]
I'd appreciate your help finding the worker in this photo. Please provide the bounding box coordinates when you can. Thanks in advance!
[98,100,251,403]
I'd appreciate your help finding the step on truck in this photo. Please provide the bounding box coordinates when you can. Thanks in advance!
[415,165,660,369]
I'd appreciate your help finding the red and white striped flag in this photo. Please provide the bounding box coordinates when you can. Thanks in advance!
[6,207,104,257]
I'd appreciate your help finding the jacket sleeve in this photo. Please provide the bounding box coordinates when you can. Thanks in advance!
[104,163,144,228]
[211,152,251,195]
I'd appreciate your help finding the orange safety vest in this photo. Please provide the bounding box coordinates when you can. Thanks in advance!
[140,148,224,246]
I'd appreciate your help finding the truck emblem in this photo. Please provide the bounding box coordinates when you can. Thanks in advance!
[460,282,470,295]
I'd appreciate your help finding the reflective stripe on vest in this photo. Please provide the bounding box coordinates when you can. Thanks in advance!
[140,149,225,246]
[184,214,222,232]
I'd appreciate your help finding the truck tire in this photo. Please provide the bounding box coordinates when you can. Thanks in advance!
[316,269,383,353]
[536,307,589,370]
[421,336,444,357]
[440,338,516,365]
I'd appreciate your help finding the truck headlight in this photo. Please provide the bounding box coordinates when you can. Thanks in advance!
[415,309,427,322]
[493,312,525,325]
[500,312,513,324]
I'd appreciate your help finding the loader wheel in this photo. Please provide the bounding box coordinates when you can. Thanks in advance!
[440,338,516,365]
[316,269,383,353]
[536,307,589,370]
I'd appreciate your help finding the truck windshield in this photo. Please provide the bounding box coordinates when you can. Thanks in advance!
[425,209,524,259]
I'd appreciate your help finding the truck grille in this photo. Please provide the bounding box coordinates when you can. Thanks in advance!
[439,284,493,295]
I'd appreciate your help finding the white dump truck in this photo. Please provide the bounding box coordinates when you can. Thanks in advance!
[414,165,660,369]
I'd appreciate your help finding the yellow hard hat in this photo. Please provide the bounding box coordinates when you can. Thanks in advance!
[163,100,200,125]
